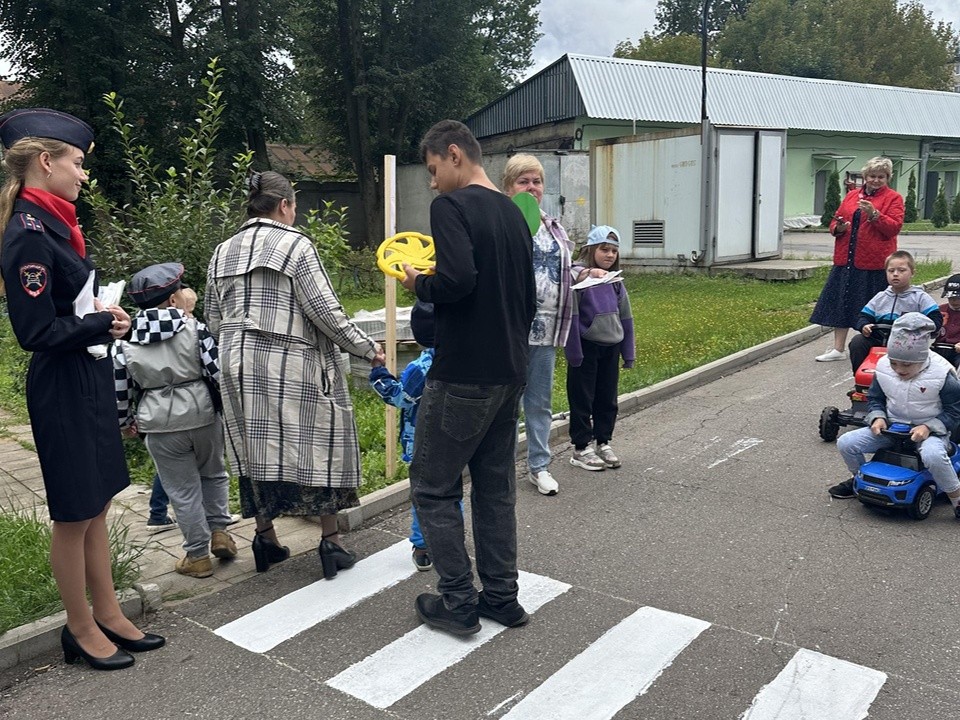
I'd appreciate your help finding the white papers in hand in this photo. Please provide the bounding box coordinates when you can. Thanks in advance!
[571,270,623,291]
[73,271,117,360]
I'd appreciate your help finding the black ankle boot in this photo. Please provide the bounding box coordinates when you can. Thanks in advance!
[61,626,134,671]
[252,526,290,573]
[318,534,356,580]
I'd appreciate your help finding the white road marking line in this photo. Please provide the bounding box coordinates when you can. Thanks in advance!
[501,606,710,720]
[707,437,764,468]
[740,648,886,720]
[214,540,414,653]
[326,571,571,709]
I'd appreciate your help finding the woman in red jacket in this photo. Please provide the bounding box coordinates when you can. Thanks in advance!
[810,157,904,362]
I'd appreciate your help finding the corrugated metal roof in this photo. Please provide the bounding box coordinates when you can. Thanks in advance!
[467,59,585,138]
[469,54,960,139]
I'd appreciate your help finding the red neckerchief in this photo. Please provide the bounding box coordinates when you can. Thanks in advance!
[18,186,86,258]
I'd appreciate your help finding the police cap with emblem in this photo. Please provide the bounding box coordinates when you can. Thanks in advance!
[0,108,95,153]
[128,263,187,309]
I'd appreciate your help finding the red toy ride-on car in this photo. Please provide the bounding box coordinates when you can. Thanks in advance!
[819,324,892,442]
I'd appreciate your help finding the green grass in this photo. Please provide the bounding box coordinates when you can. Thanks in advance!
[0,508,143,634]
[901,222,960,233]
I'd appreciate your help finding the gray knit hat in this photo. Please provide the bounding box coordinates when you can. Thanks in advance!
[887,312,935,363]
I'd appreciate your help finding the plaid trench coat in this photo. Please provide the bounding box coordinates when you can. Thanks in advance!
[205,218,377,489]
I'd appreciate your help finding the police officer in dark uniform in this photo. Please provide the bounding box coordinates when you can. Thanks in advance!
[0,108,164,670]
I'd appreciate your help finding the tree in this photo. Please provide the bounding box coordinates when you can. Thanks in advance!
[821,170,841,227]
[932,181,950,228]
[715,0,954,89]
[655,0,753,36]
[0,0,301,194]
[951,188,960,226]
[614,33,709,66]
[291,0,541,248]
[904,170,918,223]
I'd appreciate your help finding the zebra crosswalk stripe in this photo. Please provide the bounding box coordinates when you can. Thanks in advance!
[740,647,887,720]
[501,606,710,720]
[213,540,414,653]
[326,571,571,709]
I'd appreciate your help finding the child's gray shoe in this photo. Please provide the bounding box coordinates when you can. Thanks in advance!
[596,442,621,469]
[570,447,605,471]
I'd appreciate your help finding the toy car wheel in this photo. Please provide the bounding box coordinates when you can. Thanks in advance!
[819,406,840,442]
[908,484,936,520]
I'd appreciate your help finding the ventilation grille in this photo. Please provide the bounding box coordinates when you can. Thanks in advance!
[632,221,664,248]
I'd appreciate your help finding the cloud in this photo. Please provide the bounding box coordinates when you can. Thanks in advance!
[529,0,959,79]
[530,0,657,75]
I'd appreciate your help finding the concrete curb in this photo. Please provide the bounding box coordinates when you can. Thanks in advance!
[339,323,829,531]
[0,583,160,671]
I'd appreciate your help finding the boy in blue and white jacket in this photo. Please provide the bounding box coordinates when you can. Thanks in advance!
[831,312,960,513]
[369,301,462,571]
[848,250,942,373]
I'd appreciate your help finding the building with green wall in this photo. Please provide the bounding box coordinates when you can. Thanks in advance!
[468,55,960,222]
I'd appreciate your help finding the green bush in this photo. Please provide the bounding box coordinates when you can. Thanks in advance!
[951,189,960,225]
[86,59,254,310]
[932,181,950,228]
[820,170,841,227]
[904,170,918,223]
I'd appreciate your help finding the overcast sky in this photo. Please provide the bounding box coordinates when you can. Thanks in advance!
[529,0,960,76]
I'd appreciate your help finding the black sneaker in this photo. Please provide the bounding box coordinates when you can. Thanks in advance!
[415,593,481,636]
[828,478,856,499]
[477,592,529,628]
[146,516,178,534]
[954,504,960,520]
[412,547,433,572]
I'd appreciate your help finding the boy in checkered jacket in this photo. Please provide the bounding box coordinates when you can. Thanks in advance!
[112,263,236,579]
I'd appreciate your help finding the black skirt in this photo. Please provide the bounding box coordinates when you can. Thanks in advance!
[810,266,888,329]
[27,350,130,522]
[238,477,360,520]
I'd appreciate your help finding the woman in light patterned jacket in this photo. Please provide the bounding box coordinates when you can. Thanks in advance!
[206,171,384,579]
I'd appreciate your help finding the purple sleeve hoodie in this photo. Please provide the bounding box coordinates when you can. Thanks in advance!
[564,280,635,368]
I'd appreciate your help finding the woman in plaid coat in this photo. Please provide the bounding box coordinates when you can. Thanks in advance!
[206,171,384,577]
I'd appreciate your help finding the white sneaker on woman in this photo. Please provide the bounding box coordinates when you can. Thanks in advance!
[529,470,559,496]
[815,348,847,362]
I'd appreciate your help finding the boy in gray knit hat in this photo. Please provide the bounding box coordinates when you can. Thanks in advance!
[830,313,960,516]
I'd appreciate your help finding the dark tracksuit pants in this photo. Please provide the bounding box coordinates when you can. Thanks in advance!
[566,340,620,449]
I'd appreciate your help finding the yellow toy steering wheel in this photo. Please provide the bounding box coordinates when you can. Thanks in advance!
[376,232,436,280]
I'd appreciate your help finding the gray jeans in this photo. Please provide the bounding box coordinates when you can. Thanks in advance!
[145,421,230,556]
[409,379,524,611]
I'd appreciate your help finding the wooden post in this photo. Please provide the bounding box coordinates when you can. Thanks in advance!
[384,155,398,479]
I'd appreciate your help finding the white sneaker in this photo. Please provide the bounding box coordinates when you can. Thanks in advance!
[570,447,606,471]
[815,348,847,362]
[596,443,621,469]
[529,470,559,496]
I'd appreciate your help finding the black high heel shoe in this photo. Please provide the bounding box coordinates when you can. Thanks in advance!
[318,533,356,580]
[252,525,290,573]
[61,626,134,671]
[95,621,165,653]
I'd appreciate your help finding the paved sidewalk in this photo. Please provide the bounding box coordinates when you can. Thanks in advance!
[0,410,329,605]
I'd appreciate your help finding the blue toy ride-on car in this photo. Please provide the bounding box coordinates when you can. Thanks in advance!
[852,422,960,520]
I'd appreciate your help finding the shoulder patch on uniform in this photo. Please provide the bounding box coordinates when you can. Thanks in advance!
[19,263,49,298]
[17,214,44,233]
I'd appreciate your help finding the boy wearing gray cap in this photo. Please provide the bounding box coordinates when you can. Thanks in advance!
[935,273,960,368]
[831,312,960,513]
[113,262,236,577]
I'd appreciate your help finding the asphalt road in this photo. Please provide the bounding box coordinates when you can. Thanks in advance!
[4,332,960,719]
[784,230,960,269]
